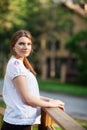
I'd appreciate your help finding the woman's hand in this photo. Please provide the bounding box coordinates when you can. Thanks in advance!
[48,99,65,111]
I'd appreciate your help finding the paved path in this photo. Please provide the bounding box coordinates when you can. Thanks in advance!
[40,91,87,120]
[0,79,87,120]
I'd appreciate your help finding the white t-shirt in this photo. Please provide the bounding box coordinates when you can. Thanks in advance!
[3,57,41,125]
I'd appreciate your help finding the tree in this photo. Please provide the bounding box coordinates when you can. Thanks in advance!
[0,0,27,54]
[67,30,87,86]
[23,0,74,77]
[0,0,26,77]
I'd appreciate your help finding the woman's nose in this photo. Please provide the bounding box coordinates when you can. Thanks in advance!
[24,44,28,49]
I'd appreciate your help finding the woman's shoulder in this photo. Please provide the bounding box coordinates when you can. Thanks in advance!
[8,57,22,66]
[6,57,27,78]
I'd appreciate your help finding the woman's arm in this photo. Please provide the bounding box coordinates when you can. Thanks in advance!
[40,96,53,102]
[13,75,65,109]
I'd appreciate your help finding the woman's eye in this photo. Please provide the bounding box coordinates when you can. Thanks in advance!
[28,43,32,45]
[18,42,32,46]
[18,42,24,45]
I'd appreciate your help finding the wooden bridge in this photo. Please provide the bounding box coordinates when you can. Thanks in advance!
[0,93,85,130]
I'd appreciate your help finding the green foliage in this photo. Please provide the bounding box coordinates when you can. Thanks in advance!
[0,0,27,56]
[67,30,87,86]
[56,4,74,32]
[23,1,74,73]
[24,1,73,37]
[0,0,27,77]
[0,0,26,31]
[0,0,74,56]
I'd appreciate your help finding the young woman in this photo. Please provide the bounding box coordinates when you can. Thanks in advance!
[1,30,64,130]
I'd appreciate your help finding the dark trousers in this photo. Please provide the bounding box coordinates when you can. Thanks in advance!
[1,121,32,130]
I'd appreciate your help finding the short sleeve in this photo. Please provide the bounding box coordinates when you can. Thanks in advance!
[7,59,27,80]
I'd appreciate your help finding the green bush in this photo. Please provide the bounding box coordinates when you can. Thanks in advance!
[67,30,87,86]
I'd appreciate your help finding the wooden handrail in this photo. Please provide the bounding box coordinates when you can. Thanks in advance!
[39,108,85,130]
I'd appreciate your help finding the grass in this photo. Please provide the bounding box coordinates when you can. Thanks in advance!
[0,100,6,108]
[38,79,87,97]
[76,118,87,130]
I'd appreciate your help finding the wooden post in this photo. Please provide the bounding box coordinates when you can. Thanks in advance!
[38,108,54,130]
[0,93,2,97]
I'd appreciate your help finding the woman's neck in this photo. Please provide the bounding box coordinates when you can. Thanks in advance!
[12,55,24,61]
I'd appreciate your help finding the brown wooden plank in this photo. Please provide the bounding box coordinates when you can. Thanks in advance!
[0,107,5,115]
[38,109,48,130]
[43,108,85,130]
[0,93,2,97]
[46,113,54,126]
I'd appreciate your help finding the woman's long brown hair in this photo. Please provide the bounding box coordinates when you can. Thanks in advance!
[10,29,36,76]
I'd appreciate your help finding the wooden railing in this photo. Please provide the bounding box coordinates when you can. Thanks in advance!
[0,92,2,97]
[39,108,85,130]
[0,93,85,130]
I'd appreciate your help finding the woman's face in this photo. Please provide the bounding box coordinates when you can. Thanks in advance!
[13,36,32,59]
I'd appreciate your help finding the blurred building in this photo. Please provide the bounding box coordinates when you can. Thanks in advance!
[37,1,87,83]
